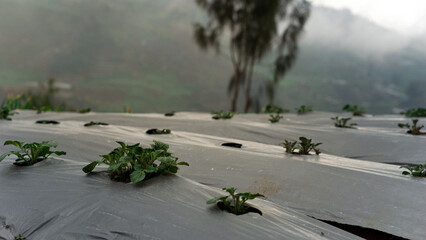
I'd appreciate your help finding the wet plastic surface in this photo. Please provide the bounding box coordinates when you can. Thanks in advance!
[0,111,425,239]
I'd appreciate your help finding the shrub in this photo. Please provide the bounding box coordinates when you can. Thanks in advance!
[342,104,365,116]
[331,116,357,128]
[262,104,288,114]
[296,105,313,115]
[282,137,321,155]
[400,164,426,177]
[82,140,188,183]
[269,114,283,123]
[0,140,66,166]
[84,121,108,127]
[403,108,426,118]
[398,119,424,135]
[78,108,91,114]
[212,111,234,120]
[207,187,264,215]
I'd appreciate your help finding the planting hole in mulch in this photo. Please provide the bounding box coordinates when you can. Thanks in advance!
[216,201,262,216]
[146,128,171,135]
[221,142,242,148]
[36,120,60,125]
[13,158,45,166]
[316,219,408,240]
[84,121,109,127]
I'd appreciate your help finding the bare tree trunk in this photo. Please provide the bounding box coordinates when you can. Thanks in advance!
[230,69,240,112]
[243,59,255,113]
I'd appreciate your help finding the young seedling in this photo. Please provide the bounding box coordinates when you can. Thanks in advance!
[0,140,66,166]
[84,121,109,127]
[212,111,234,120]
[262,104,288,114]
[207,187,264,215]
[82,140,188,183]
[331,116,357,128]
[398,119,424,135]
[400,164,426,177]
[269,114,283,123]
[146,129,171,135]
[283,139,298,154]
[296,105,313,115]
[282,137,322,155]
[78,108,91,114]
[403,107,426,118]
[15,234,26,240]
[165,111,175,117]
[342,104,365,116]
[0,106,15,120]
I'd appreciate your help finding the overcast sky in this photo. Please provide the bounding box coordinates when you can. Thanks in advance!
[312,0,426,36]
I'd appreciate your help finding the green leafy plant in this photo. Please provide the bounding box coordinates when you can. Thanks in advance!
[0,140,66,166]
[0,106,15,120]
[1,93,31,110]
[398,119,424,135]
[282,137,321,155]
[36,120,60,124]
[400,164,426,177]
[78,108,91,113]
[146,129,171,135]
[262,104,289,114]
[84,121,108,127]
[82,140,188,183]
[402,108,426,118]
[207,187,264,215]
[331,116,357,128]
[14,234,26,240]
[296,105,313,115]
[342,104,365,116]
[269,114,283,123]
[212,111,235,120]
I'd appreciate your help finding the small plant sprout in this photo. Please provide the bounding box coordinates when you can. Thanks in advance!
[82,140,188,183]
[0,106,15,120]
[207,187,264,215]
[146,129,171,135]
[14,234,26,240]
[0,140,66,166]
[269,114,283,123]
[262,104,288,114]
[331,116,357,128]
[296,105,313,115]
[212,111,235,120]
[400,164,426,177]
[78,108,91,114]
[403,107,426,118]
[398,119,424,135]
[282,137,322,155]
[84,121,109,127]
[342,104,365,116]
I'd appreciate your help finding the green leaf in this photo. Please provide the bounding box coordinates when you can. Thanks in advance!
[4,140,23,148]
[167,165,178,173]
[402,171,411,175]
[53,151,66,156]
[0,153,11,161]
[157,156,175,163]
[41,141,58,148]
[130,170,146,183]
[206,196,227,204]
[82,161,99,173]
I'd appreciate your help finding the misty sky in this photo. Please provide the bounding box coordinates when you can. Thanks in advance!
[312,0,426,36]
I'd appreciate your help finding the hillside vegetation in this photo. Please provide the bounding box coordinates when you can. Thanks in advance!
[0,0,425,113]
